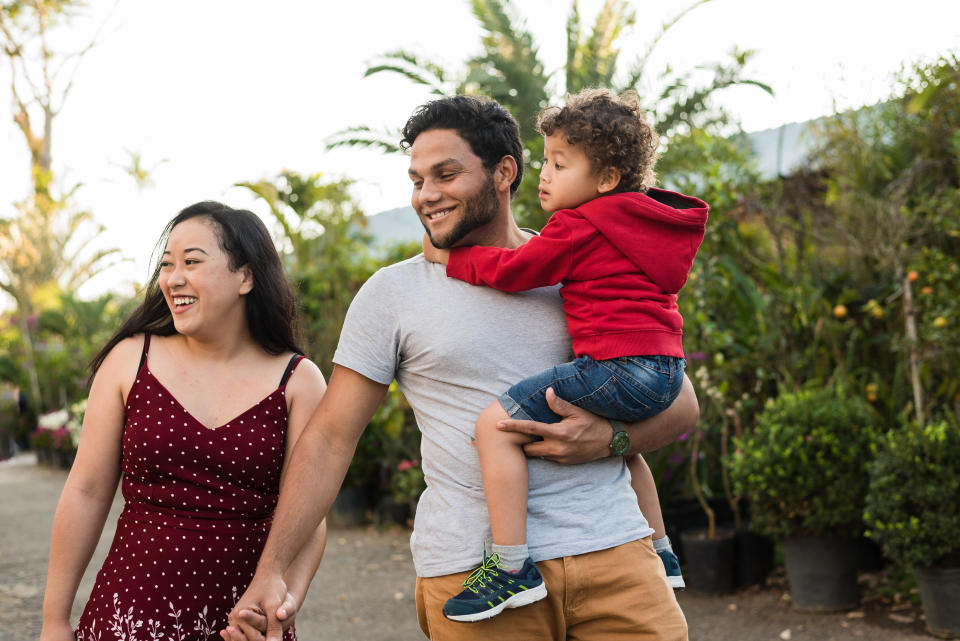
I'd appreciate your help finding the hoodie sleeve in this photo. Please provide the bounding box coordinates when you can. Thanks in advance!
[446,212,577,291]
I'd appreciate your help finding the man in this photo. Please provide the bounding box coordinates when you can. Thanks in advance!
[227,95,697,641]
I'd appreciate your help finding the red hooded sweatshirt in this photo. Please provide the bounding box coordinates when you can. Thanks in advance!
[446,189,709,359]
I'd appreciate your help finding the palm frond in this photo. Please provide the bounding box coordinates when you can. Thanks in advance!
[364,50,450,95]
[564,1,582,93]
[324,125,403,155]
[621,0,712,91]
[468,0,549,134]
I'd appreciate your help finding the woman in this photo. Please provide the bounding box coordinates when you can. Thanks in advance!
[39,201,327,641]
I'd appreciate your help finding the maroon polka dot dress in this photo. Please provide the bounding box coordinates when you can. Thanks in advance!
[75,335,301,641]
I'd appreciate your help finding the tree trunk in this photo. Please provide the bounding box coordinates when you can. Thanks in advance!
[902,274,924,424]
[16,308,42,410]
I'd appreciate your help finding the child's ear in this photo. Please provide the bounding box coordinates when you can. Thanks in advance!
[597,168,622,194]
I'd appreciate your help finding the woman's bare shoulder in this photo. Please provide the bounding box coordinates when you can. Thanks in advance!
[95,334,147,391]
[285,356,326,401]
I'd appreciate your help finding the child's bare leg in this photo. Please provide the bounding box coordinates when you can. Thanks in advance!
[626,452,684,587]
[475,401,534,547]
[625,453,665,539]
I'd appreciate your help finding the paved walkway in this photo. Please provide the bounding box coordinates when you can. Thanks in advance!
[1,455,930,641]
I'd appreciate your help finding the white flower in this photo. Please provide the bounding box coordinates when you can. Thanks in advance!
[38,409,69,430]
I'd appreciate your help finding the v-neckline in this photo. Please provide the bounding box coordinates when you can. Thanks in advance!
[141,366,283,432]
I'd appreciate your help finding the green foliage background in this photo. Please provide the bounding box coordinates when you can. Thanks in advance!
[864,420,960,569]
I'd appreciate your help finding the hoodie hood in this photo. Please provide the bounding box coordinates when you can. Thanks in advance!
[578,189,709,294]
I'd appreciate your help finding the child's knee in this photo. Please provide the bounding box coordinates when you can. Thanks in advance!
[474,402,519,445]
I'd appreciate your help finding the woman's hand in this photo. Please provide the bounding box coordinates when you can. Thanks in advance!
[221,592,299,641]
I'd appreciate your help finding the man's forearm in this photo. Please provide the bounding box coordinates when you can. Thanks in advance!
[257,426,352,575]
[625,374,698,455]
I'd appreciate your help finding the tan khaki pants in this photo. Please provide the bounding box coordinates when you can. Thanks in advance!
[415,537,688,641]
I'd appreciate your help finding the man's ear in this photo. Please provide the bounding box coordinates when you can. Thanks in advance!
[493,155,519,193]
[238,265,254,295]
[597,167,622,194]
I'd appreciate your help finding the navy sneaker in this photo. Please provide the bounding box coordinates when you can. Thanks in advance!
[443,550,547,622]
[657,548,685,589]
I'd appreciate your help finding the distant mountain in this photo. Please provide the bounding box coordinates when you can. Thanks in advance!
[365,206,423,252]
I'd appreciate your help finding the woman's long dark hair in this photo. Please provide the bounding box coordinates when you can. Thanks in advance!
[91,201,304,375]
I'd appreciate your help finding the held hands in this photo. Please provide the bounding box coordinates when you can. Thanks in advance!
[221,575,295,641]
[496,387,611,464]
[421,233,451,265]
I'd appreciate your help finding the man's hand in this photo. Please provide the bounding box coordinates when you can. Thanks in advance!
[498,376,698,463]
[421,233,451,265]
[221,574,289,641]
[221,592,298,641]
[496,387,610,464]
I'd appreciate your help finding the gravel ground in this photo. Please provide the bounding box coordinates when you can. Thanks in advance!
[1,454,931,641]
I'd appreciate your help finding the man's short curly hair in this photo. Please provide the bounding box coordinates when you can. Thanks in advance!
[400,95,524,194]
[536,88,659,193]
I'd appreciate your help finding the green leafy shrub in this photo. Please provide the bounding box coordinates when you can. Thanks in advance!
[729,387,880,539]
[391,458,426,509]
[864,420,960,569]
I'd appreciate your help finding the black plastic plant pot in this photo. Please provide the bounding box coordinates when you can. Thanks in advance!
[736,529,774,588]
[915,566,960,639]
[782,535,860,611]
[680,527,737,595]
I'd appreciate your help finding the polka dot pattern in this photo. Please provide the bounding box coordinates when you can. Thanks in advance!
[75,337,302,641]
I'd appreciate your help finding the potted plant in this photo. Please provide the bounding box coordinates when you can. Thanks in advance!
[864,420,960,638]
[0,395,16,461]
[29,425,55,464]
[680,415,737,595]
[329,428,379,527]
[679,366,773,594]
[389,458,425,525]
[729,386,879,611]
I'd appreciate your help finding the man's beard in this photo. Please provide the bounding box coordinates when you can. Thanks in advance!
[422,173,500,249]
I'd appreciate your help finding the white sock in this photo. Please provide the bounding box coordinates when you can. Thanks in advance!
[653,535,673,553]
[492,543,528,572]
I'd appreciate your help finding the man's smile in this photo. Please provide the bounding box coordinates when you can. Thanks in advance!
[424,207,455,222]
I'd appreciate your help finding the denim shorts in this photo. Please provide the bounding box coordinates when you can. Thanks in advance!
[498,354,686,424]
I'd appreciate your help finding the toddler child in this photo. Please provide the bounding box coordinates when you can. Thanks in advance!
[423,88,708,622]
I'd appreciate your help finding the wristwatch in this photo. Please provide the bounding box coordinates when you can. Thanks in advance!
[609,420,630,456]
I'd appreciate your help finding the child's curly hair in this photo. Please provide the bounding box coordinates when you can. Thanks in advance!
[536,88,659,193]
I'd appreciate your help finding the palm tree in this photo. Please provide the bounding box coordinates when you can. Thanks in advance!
[1,0,120,408]
[236,172,372,374]
[327,0,771,228]
[0,193,121,404]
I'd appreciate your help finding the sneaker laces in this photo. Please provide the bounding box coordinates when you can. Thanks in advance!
[461,549,503,594]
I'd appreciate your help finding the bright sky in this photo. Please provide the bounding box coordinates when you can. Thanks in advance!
[1,0,958,303]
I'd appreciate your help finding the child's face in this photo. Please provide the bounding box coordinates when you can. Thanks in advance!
[539,133,608,213]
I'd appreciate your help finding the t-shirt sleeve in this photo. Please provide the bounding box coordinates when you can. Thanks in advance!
[332,269,401,385]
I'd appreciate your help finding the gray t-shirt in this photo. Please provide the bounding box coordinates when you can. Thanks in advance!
[333,254,652,577]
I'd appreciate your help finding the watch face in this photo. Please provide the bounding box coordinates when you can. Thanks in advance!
[611,431,629,455]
